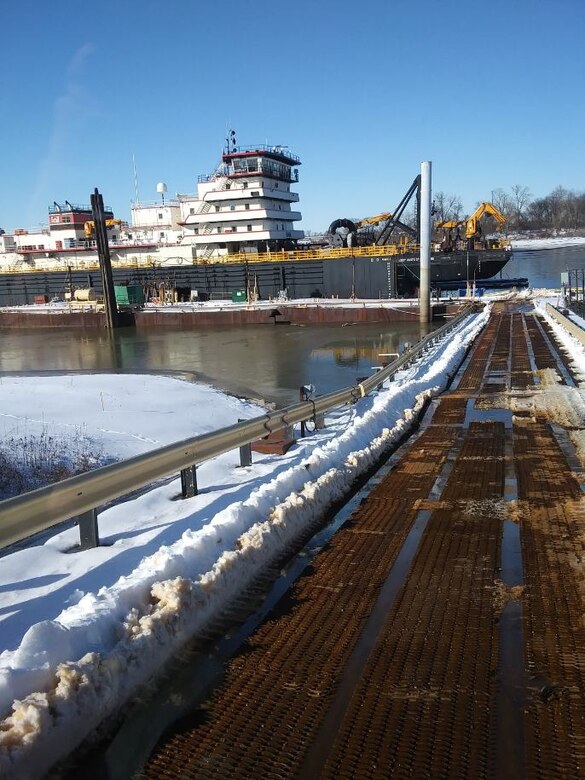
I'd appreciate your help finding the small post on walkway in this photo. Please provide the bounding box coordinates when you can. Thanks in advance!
[91,188,119,329]
[419,161,432,325]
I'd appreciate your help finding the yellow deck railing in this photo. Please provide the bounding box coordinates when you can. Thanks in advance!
[0,240,511,276]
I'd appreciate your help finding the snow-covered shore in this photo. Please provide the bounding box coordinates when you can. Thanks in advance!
[0,306,492,778]
[511,235,585,250]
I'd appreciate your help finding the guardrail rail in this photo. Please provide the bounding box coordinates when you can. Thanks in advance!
[546,302,585,347]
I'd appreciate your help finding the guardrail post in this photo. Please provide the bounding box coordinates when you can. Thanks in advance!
[181,465,198,498]
[239,442,252,467]
[238,419,252,466]
[78,508,99,549]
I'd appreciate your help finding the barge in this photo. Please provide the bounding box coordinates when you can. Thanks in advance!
[0,137,513,306]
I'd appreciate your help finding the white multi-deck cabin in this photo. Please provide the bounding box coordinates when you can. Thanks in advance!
[176,143,303,259]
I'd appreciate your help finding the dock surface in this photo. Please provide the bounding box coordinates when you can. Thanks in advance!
[140,302,585,779]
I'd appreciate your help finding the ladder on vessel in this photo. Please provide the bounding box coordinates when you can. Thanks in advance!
[194,176,234,261]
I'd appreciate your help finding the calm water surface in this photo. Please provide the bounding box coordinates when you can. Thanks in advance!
[0,321,434,407]
[506,244,585,288]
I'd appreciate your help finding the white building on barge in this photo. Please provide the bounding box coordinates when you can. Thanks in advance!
[0,141,304,272]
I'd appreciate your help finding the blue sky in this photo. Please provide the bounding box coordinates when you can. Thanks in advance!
[1,0,584,233]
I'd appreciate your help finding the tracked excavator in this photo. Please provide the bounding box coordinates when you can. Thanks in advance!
[435,200,506,252]
[325,178,514,295]
[435,201,507,237]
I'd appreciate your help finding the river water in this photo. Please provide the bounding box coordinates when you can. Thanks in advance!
[0,320,433,408]
[503,244,585,288]
[1,245,583,406]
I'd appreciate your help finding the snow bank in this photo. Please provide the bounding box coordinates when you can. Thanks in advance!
[0,307,489,779]
[537,301,585,382]
[512,236,585,250]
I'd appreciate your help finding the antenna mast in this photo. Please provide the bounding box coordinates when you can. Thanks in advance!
[132,153,140,204]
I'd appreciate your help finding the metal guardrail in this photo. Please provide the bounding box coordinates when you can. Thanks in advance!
[0,306,475,552]
[545,303,585,347]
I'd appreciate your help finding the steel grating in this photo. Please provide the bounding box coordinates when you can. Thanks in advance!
[136,303,585,780]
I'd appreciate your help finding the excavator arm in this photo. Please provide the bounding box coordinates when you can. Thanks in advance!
[435,219,464,230]
[84,219,122,238]
[464,202,506,239]
[356,212,393,228]
[435,203,507,240]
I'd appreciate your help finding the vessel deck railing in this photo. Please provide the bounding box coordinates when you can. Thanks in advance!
[48,203,113,214]
[0,240,512,275]
[0,305,475,552]
[225,145,301,164]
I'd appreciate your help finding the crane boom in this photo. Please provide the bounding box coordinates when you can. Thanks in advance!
[84,219,122,239]
[435,202,507,239]
[356,212,393,228]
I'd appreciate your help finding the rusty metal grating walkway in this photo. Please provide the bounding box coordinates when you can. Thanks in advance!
[139,304,585,780]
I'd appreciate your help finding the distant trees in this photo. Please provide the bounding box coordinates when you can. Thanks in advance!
[339,185,585,238]
[523,186,585,231]
[510,185,532,226]
[481,185,585,233]
[433,191,463,224]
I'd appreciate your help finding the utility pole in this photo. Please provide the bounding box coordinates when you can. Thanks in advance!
[419,161,432,325]
[90,188,119,329]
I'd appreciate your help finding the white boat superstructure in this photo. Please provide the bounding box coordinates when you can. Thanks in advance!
[176,142,303,260]
[0,138,304,272]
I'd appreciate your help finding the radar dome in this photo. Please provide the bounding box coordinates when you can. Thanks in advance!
[156,182,168,194]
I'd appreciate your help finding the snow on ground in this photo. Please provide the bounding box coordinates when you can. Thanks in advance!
[0,296,423,315]
[511,235,585,250]
[2,299,578,778]
[536,297,585,385]
[0,374,263,463]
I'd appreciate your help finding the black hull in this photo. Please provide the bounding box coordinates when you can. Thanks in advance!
[395,250,512,294]
[0,250,512,307]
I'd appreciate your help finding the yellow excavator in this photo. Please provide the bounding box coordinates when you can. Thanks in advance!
[84,219,123,238]
[436,202,506,239]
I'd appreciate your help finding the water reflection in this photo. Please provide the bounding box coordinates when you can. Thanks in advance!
[0,321,433,407]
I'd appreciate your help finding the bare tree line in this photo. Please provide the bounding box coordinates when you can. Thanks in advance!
[433,185,585,233]
[313,185,585,236]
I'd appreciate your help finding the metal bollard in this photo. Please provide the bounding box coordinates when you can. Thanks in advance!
[78,508,99,549]
[181,465,198,498]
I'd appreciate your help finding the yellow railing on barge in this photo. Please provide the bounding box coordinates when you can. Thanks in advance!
[0,240,511,276]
